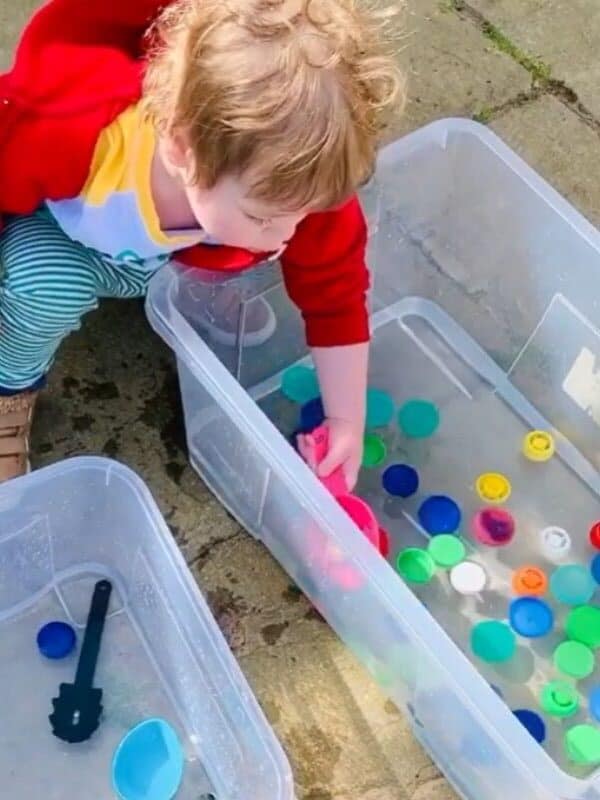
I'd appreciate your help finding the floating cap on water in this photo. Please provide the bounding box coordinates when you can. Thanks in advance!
[566,606,600,649]
[396,548,436,584]
[366,389,395,429]
[418,495,461,535]
[513,709,546,744]
[509,597,554,638]
[550,564,595,606]
[565,725,600,766]
[362,434,387,468]
[37,621,77,660]
[471,620,516,663]
[450,561,487,595]
[476,473,511,504]
[554,641,595,679]
[428,535,466,568]
[592,554,600,584]
[523,430,555,462]
[589,686,600,723]
[397,399,440,438]
[382,464,419,498]
[281,365,319,404]
[472,508,515,547]
[539,526,571,563]
[540,681,579,718]
[299,397,325,432]
[589,521,600,550]
[512,565,548,596]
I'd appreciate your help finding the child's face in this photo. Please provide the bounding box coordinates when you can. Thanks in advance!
[160,133,308,252]
[184,173,308,253]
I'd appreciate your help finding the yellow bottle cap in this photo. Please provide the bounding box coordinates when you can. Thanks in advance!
[523,431,555,462]
[476,472,512,503]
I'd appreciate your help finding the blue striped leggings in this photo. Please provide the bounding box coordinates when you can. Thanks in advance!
[0,210,159,392]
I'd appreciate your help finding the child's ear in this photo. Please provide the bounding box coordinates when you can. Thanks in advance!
[160,130,196,182]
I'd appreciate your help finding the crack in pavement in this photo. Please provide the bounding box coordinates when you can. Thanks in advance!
[448,0,600,136]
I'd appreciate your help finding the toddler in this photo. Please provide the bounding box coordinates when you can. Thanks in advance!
[0,0,404,483]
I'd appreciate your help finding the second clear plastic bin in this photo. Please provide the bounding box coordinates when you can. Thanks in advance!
[147,119,600,800]
[0,458,293,800]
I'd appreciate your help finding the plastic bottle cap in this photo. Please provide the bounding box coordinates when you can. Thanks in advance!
[366,389,395,430]
[450,561,487,595]
[550,564,596,606]
[565,606,600,649]
[565,725,600,765]
[554,641,595,679]
[523,430,555,462]
[513,709,546,744]
[471,620,516,663]
[281,365,319,404]
[472,508,515,547]
[539,526,572,562]
[509,597,554,638]
[299,397,325,432]
[362,434,387,468]
[397,399,440,439]
[396,548,436,584]
[512,566,548,596]
[476,473,512,504]
[37,621,77,660]
[589,686,600,723]
[589,521,600,550]
[382,464,419,498]
[418,495,462,535]
[540,681,579,717]
[592,553,600,584]
[428,534,466,568]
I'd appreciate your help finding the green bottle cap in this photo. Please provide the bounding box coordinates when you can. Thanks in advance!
[366,389,395,429]
[281,365,319,404]
[540,681,579,717]
[396,548,436,584]
[398,399,440,439]
[471,620,516,663]
[362,434,387,468]
[428,534,466,568]
[565,725,600,765]
[554,641,595,679]
[566,606,600,649]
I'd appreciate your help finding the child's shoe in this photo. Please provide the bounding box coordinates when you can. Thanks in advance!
[0,390,37,482]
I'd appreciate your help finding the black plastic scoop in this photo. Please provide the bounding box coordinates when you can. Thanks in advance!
[49,579,112,743]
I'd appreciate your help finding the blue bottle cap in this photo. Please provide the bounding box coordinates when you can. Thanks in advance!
[418,495,461,535]
[37,621,77,660]
[299,397,325,432]
[513,709,546,744]
[590,686,600,723]
[382,464,419,498]
[509,597,554,638]
[591,554,600,584]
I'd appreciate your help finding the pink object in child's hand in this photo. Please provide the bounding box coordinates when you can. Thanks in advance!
[301,424,383,554]
[300,425,348,496]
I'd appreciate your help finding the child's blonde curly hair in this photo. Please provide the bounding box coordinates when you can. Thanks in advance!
[144,0,405,210]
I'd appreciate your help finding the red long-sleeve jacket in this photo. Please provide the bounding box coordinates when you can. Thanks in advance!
[0,0,370,346]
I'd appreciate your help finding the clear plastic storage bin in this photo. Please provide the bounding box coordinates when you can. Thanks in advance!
[0,457,294,800]
[147,119,600,800]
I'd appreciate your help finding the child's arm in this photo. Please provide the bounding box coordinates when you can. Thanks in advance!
[300,342,368,490]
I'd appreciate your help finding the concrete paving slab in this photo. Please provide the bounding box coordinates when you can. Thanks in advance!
[467,0,600,118]
[395,0,531,134]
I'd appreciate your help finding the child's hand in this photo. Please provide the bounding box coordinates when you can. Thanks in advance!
[316,417,363,492]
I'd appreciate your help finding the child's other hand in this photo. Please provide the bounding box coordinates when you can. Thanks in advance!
[316,417,363,492]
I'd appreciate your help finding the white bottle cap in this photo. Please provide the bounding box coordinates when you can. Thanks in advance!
[450,561,488,595]
[539,526,571,562]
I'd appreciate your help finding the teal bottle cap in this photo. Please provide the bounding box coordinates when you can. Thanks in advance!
[471,620,516,663]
